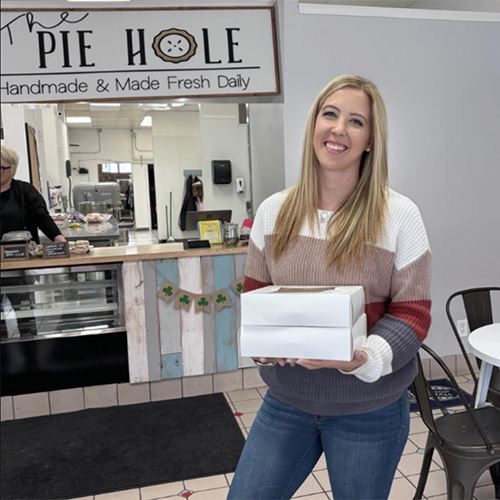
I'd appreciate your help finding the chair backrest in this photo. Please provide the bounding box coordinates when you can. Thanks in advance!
[414,350,439,436]
[414,344,495,452]
[447,287,499,332]
[446,287,500,380]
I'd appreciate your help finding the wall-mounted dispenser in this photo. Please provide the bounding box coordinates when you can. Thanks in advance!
[212,160,232,184]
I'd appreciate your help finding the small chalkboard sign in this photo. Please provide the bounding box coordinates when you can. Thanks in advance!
[1,243,29,261]
[43,241,70,259]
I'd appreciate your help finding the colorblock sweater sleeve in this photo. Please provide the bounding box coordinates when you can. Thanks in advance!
[342,199,432,383]
[243,200,273,293]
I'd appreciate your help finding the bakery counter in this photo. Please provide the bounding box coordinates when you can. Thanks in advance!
[1,243,249,396]
[0,242,248,270]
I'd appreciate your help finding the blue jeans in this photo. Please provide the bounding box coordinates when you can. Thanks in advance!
[228,390,410,500]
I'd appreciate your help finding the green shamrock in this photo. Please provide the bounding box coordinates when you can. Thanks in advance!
[216,294,226,304]
[179,295,190,305]
[198,297,209,307]
[163,286,173,296]
[236,282,243,293]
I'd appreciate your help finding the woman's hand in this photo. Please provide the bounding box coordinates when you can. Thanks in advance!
[54,234,67,242]
[253,357,287,367]
[295,350,368,371]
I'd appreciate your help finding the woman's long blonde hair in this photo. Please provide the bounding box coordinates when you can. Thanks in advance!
[273,75,389,268]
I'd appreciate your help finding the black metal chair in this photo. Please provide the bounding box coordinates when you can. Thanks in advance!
[447,287,500,497]
[412,344,500,500]
[446,287,500,407]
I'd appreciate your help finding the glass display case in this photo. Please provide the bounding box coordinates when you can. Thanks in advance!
[1,264,124,342]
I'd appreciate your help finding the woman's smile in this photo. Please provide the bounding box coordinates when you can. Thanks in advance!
[324,141,349,154]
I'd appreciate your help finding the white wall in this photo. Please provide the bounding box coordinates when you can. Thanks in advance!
[282,2,500,354]
[152,111,202,240]
[1,104,30,182]
[199,104,250,227]
[69,127,152,227]
[248,103,286,213]
[38,106,68,204]
[40,106,66,191]
[152,106,252,241]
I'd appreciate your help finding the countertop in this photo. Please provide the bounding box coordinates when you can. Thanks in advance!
[60,217,120,242]
[0,243,248,270]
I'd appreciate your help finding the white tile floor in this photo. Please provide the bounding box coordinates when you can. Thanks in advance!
[68,379,497,500]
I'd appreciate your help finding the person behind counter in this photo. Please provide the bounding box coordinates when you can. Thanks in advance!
[1,145,66,244]
[228,75,431,499]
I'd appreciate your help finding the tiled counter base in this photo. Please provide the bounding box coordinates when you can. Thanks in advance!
[1,353,475,422]
[1,366,263,421]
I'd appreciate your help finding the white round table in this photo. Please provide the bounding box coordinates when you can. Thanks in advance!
[468,323,500,408]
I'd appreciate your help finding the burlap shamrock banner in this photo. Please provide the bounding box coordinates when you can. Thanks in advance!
[157,280,180,303]
[230,277,245,295]
[212,289,232,311]
[194,294,212,313]
[173,291,194,311]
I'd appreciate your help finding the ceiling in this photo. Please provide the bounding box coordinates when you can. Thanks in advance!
[300,0,500,12]
[63,102,199,128]
[3,0,500,12]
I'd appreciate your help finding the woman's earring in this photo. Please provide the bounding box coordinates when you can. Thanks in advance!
[365,148,371,152]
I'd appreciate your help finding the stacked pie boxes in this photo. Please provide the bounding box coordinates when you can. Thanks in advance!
[240,286,366,361]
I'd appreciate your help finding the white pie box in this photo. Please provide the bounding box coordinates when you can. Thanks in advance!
[240,285,367,361]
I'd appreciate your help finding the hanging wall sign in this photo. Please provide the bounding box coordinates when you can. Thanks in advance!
[0,7,280,103]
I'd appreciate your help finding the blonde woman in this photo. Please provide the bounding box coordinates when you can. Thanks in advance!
[228,76,431,500]
[1,145,65,243]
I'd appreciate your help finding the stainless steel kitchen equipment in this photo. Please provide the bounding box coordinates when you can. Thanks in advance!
[78,201,107,215]
[73,182,122,214]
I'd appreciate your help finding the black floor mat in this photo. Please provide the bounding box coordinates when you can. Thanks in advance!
[1,393,245,500]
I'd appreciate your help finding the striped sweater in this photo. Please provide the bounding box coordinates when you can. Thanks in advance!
[244,189,431,415]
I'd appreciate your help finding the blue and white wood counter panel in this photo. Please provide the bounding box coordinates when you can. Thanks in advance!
[126,251,248,383]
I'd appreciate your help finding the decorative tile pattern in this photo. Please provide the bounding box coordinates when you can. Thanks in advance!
[140,481,184,500]
[184,474,227,491]
[232,398,263,413]
[407,469,447,497]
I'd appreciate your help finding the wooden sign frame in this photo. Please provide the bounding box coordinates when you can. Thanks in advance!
[1,6,281,104]
[1,243,30,261]
[43,241,70,259]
